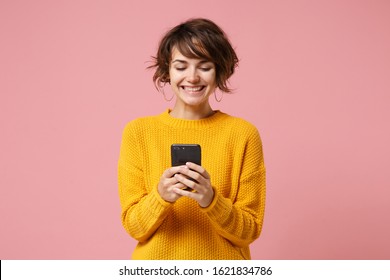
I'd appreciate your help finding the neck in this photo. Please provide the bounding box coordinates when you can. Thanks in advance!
[170,103,215,120]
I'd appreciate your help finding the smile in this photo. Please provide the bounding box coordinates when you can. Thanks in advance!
[181,86,205,92]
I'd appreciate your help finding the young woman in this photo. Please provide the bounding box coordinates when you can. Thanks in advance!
[118,18,266,259]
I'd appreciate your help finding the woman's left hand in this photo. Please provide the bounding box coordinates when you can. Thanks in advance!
[173,162,214,208]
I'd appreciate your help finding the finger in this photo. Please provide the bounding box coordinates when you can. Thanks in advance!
[178,166,201,181]
[185,162,210,179]
[173,186,198,198]
[171,181,186,190]
[163,165,187,178]
[159,175,182,191]
[174,173,198,191]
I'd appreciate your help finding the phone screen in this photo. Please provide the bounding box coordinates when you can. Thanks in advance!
[171,144,201,166]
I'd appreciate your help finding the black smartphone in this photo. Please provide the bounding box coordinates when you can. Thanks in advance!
[171,144,201,191]
[171,144,201,166]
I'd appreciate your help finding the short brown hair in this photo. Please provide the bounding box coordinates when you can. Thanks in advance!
[149,18,239,93]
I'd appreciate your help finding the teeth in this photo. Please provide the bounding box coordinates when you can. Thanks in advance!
[183,86,203,92]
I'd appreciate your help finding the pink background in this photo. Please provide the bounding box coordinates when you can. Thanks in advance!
[1,0,389,259]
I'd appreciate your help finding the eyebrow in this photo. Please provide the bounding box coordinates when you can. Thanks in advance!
[171,59,211,64]
[171,59,186,64]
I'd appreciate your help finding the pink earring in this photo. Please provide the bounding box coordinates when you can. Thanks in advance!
[161,86,174,102]
[214,90,223,102]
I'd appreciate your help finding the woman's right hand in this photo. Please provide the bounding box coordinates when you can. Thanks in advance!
[157,166,187,203]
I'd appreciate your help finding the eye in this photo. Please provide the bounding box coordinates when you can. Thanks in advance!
[200,67,211,72]
[175,67,186,71]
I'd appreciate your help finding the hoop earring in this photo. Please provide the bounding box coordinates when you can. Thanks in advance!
[161,86,174,102]
[214,90,223,102]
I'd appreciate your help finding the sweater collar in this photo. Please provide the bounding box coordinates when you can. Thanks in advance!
[157,109,228,129]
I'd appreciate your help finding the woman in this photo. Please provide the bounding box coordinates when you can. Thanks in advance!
[118,18,266,259]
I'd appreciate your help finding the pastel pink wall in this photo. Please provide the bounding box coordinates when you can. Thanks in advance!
[1,0,389,259]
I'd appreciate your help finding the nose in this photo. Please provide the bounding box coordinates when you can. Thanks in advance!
[186,68,200,83]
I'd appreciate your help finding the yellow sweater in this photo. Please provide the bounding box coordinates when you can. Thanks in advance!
[118,109,266,259]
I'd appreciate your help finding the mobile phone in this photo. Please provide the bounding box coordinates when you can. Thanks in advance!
[171,144,201,191]
[171,144,201,166]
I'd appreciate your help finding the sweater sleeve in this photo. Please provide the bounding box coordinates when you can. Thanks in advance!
[118,122,173,243]
[201,128,266,247]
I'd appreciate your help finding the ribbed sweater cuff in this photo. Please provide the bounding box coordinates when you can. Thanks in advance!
[148,185,173,217]
[200,187,232,221]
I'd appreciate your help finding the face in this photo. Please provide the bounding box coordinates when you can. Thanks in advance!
[169,47,217,109]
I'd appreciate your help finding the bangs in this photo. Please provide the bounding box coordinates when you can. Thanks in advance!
[174,36,212,62]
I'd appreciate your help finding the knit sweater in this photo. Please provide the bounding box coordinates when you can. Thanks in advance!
[118,109,266,260]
